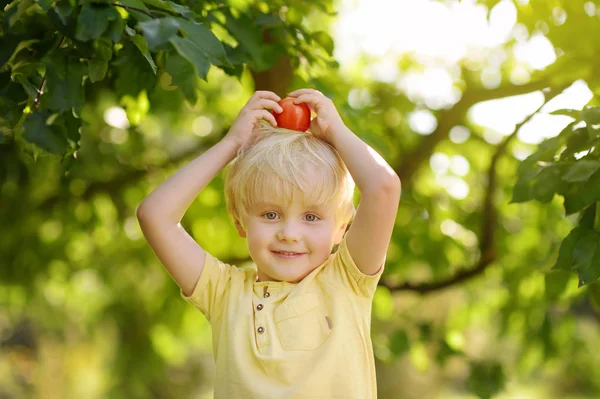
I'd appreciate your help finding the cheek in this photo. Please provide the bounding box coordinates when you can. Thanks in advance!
[247,224,271,246]
[310,226,336,246]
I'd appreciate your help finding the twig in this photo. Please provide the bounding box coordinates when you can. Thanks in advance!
[33,36,66,108]
[381,84,570,294]
[112,3,155,18]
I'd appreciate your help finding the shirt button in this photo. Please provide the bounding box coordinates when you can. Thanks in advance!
[263,292,270,298]
[257,327,265,334]
[256,304,264,311]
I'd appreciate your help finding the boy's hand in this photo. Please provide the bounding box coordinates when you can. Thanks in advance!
[288,88,345,144]
[225,91,283,148]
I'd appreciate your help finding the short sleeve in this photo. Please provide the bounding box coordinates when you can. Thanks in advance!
[322,235,385,298]
[180,251,234,322]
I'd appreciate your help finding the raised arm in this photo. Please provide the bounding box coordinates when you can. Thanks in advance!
[137,91,283,295]
[289,89,401,275]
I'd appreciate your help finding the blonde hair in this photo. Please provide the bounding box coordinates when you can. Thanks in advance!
[224,121,355,230]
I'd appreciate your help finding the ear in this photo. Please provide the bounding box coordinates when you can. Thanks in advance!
[333,222,348,245]
[235,220,247,238]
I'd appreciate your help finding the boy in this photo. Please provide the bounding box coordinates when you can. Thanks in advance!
[137,89,401,398]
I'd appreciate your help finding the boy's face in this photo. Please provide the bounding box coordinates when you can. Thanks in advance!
[236,199,347,283]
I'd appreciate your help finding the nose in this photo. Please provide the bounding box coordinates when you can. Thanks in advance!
[277,220,301,242]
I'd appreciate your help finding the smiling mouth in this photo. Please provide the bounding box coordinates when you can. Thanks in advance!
[272,250,305,257]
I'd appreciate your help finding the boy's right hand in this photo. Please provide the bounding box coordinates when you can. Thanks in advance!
[225,91,283,149]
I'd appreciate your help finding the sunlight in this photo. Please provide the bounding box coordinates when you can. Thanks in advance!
[103,106,129,129]
[334,0,593,144]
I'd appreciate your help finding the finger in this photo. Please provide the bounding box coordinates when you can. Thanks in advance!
[253,90,281,102]
[291,95,319,114]
[248,98,283,113]
[254,109,278,126]
[292,93,320,107]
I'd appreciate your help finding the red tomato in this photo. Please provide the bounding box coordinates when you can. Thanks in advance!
[272,97,311,132]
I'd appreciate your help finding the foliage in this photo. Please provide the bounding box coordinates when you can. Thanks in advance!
[513,105,600,286]
[0,0,336,158]
[2,0,600,398]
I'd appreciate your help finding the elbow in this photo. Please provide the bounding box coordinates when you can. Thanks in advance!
[382,171,401,196]
[136,202,153,223]
[379,172,401,205]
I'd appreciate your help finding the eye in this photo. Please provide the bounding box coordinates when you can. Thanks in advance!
[263,211,278,220]
[304,213,319,222]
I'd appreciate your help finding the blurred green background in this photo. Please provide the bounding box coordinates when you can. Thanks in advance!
[2,0,600,398]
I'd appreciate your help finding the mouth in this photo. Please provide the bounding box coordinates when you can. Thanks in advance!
[271,250,305,259]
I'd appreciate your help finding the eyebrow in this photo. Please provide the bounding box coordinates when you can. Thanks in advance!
[252,202,329,213]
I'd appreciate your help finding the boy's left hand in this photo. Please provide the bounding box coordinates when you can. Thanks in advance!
[288,89,345,144]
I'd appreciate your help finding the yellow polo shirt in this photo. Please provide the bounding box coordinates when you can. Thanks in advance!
[181,236,383,398]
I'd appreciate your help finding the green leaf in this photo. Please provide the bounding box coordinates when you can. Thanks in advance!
[531,163,565,202]
[1,37,39,69]
[35,0,53,11]
[12,73,41,98]
[579,203,598,230]
[60,110,82,146]
[113,42,157,97]
[141,0,191,17]
[165,53,197,105]
[0,34,23,69]
[95,38,114,61]
[22,111,67,154]
[550,108,580,118]
[562,160,600,182]
[131,35,157,74]
[510,179,534,203]
[88,58,108,82]
[170,36,210,80]
[40,52,85,113]
[104,13,126,43]
[76,4,119,42]
[176,19,229,66]
[138,17,180,50]
[312,31,335,55]
[125,26,136,36]
[118,0,152,22]
[54,0,74,25]
[255,14,284,27]
[560,127,592,161]
[582,106,600,126]
[0,74,27,126]
[544,270,571,300]
[572,228,600,286]
[554,227,586,272]
[224,10,278,71]
[8,0,35,27]
[466,361,505,399]
[563,170,600,214]
[220,44,248,78]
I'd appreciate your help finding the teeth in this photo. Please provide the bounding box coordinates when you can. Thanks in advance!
[277,251,299,255]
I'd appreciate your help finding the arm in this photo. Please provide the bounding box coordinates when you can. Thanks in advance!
[137,91,283,296]
[289,89,401,275]
[329,124,400,275]
[137,138,239,296]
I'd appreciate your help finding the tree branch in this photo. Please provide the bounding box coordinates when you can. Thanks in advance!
[112,3,155,18]
[38,135,222,212]
[395,77,553,186]
[382,84,570,294]
[36,77,570,296]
